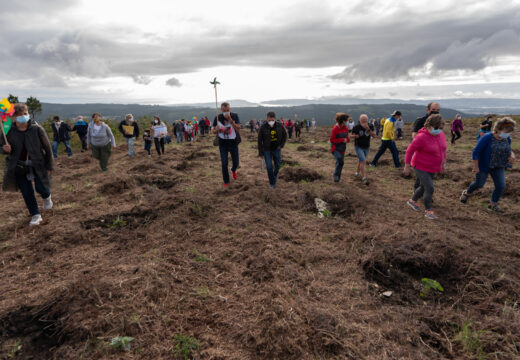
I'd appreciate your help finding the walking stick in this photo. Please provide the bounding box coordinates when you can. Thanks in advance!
[210,77,220,129]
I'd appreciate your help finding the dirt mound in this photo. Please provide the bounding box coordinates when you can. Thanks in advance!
[279,167,322,182]
[98,178,135,194]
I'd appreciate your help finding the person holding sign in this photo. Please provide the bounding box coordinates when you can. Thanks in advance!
[87,112,116,171]
[151,116,167,156]
[213,102,241,188]
[0,103,55,226]
[118,114,140,157]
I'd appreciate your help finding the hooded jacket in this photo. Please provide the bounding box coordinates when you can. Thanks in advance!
[405,128,447,173]
[52,122,72,142]
[118,120,140,138]
[0,122,54,192]
[258,122,287,156]
[72,119,89,137]
[330,123,349,154]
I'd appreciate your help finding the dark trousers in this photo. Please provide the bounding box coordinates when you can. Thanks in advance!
[451,131,461,144]
[332,151,344,181]
[295,129,301,138]
[16,172,51,216]
[144,140,152,155]
[219,142,239,184]
[91,142,112,171]
[412,168,435,210]
[288,128,293,139]
[264,149,281,186]
[370,140,401,167]
[154,137,165,155]
[397,128,403,138]
[79,135,88,150]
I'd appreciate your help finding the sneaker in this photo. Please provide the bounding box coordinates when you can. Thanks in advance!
[223,183,229,189]
[232,171,238,180]
[424,210,438,219]
[333,176,340,183]
[407,199,421,212]
[487,204,503,213]
[354,173,359,178]
[361,177,369,185]
[369,163,376,167]
[43,195,53,210]
[460,190,469,204]
[29,214,43,226]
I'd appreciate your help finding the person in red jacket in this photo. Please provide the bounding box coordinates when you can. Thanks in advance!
[403,114,447,219]
[330,113,350,182]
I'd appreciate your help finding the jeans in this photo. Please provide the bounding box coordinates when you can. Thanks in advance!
[264,149,282,186]
[332,151,344,180]
[125,137,135,156]
[154,137,165,155]
[16,172,51,216]
[354,146,370,162]
[52,140,72,158]
[466,167,506,204]
[370,140,401,167]
[451,131,461,144]
[79,135,88,150]
[412,168,435,211]
[91,142,112,171]
[219,142,239,184]
[176,132,183,143]
[144,140,152,155]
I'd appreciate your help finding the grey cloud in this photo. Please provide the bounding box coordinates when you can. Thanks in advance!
[165,77,182,87]
[132,75,153,85]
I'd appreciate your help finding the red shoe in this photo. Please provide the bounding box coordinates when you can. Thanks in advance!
[223,183,229,189]
[232,171,238,180]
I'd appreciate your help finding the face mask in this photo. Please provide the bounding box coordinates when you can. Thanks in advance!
[430,110,439,114]
[429,128,442,136]
[154,121,159,124]
[499,132,510,139]
[268,121,275,127]
[55,121,62,126]
[16,115,30,124]
[223,112,230,117]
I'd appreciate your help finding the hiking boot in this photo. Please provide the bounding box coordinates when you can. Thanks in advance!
[407,199,421,212]
[487,204,503,213]
[424,210,438,219]
[232,171,238,180]
[460,190,469,204]
[43,195,53,210]
[29,214,43,226]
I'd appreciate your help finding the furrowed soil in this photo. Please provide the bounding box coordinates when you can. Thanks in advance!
[1,122,519,359]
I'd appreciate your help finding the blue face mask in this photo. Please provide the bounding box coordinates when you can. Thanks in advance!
[16,115,30,124]
[499,132,510,139]
[429,128,442,136]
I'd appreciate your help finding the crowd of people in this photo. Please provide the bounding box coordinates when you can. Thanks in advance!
[0,101,516,226]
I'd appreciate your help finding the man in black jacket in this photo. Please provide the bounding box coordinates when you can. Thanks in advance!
[72,116,89,151]
[51,115,73,158]
[258,111,287,188]
[118,114,140,157]
[412,102,440,138]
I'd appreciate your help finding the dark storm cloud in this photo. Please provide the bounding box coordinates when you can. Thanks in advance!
[1,1,520,86]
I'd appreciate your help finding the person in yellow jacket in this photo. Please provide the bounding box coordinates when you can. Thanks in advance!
[369,111,402,168]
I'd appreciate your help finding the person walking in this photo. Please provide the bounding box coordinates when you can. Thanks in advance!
[118,114,139,157]
[143,130,152,157]
[151,116,167,155]
[347,117,355,132]
[72,115,89,152]
[450,114,464,145]
[0,103,55,226]
[460,117,516,212]
[403,114,447,219]
[374,118,381,137]
[330,113,350,182]
[478,115,493,140]
[51,115,73,158]
[185,121,193,142]
[395,116,404,139]
[351,114,375,184]
[286,118,294,139]
[369,111,402,168]
[213,102,241,188]
[311,118,316,132]
[87,112,116,171]
[258,111,287,188]
[174,120,185,143]
[295,120,302,138]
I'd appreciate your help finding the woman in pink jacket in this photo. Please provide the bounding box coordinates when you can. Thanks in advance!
[403,114,447,219]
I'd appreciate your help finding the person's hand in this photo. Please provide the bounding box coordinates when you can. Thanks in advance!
[508,152,516,163]
[2,144,11,153]
[224,113,232,121]
[473,165,480,174]
[403,164,411,177]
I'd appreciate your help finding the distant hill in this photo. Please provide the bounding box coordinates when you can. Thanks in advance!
[39,103,471,125]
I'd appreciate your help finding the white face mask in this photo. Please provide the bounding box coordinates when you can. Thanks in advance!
[268,121,275,127]
[223,112,231,117]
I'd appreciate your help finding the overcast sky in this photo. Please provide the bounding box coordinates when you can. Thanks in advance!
[1,0,520,104]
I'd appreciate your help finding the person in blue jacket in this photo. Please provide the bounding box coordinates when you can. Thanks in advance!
[460,117,516,212]
[72,116,89,152]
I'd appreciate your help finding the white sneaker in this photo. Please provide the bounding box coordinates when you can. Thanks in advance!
[43,195,53,210]
[29,214,43,226]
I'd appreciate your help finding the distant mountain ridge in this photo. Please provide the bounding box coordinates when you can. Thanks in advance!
[39,102,472,126]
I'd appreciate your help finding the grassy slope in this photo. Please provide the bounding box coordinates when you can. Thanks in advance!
[0,117,519,359]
